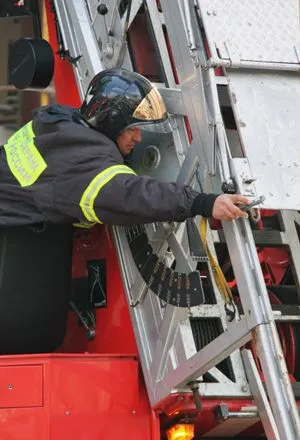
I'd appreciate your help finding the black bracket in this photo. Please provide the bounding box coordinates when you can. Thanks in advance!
[70,259,107,340]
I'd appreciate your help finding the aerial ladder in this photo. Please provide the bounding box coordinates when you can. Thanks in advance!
[1,0,300,439]
[47,0,300,438]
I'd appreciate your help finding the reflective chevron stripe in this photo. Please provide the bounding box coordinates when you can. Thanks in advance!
[80,164,136,223]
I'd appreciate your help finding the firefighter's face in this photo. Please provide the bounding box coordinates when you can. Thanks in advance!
[116,127,142,156]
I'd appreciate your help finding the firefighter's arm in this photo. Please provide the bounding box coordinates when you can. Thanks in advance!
[51,166,249,225]
[87,171,248,225]
[81,167,243,224]
[91,172,209,224]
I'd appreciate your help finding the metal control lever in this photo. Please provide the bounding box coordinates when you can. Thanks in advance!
[240,195,266,212]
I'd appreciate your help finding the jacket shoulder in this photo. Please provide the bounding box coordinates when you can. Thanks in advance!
[54,122,124,167]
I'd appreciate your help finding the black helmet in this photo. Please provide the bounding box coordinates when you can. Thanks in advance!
[80,68,171,141]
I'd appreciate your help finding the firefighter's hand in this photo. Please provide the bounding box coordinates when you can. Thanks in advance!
[212,194,249,220]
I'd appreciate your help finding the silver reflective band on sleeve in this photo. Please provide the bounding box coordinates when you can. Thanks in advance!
[79,164,136,223]
[4,121,47,187]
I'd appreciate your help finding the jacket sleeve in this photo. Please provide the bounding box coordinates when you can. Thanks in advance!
[82,171,217,225]
[51,164,217,225]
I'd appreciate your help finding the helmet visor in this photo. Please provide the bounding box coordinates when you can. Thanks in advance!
[133,87,167,120]
[135,118,172,134]
[131,87,172,133]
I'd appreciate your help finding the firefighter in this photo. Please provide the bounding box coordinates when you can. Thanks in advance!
[0,68,248,226]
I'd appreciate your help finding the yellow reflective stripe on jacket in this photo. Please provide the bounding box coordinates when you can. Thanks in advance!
[73,221,97,229]
[4,121,47,187]
[80,165,136,223]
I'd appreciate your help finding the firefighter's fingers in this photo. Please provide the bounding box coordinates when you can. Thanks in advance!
[212,194,249,220]
[229,194,250,206]
[222,194,250,218]
[228,204,248,219]
[224,206,245,220]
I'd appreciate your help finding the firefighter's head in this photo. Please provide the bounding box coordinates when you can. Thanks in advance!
[80,68,171,153]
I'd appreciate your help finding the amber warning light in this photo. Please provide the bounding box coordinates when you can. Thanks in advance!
[166,424,194,440]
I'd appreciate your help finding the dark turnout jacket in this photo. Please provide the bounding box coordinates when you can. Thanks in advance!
[0,105,217,226]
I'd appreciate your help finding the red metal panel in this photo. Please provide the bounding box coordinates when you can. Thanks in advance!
[48,357,140,438]
[0,365,43,408]
[60,226,138,355]
[0,354,157,440]
[0,408,49,440]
